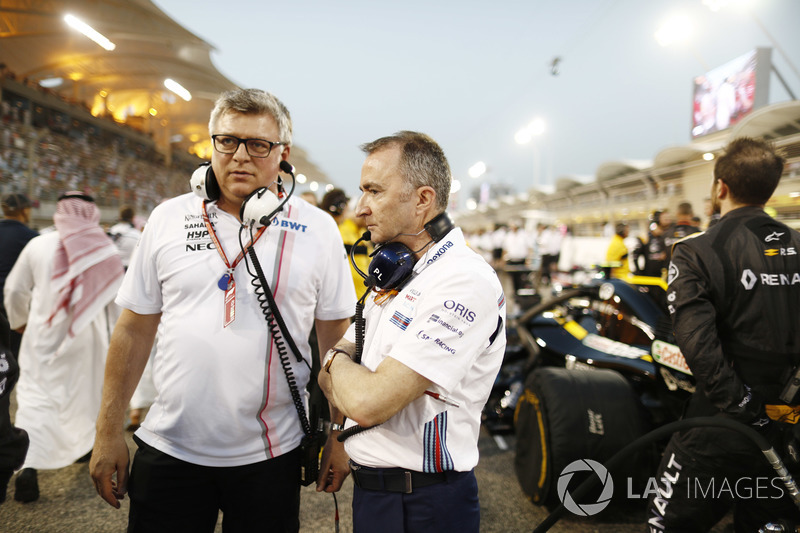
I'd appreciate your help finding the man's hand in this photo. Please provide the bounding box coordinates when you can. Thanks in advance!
[89,431,131,508]
[315,431,350,493]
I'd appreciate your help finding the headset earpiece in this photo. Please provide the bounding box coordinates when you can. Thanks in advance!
[239,160,296,228]
[190,162,221,201]
[240,187,282,228]
[367,242,415,291]
[424,212,454,243]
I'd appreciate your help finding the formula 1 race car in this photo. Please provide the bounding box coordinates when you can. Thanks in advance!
[482,273,696,508]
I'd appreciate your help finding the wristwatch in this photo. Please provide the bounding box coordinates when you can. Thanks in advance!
[323,348,351,373]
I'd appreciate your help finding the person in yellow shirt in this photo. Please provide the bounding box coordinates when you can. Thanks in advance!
[605,222,630,279]
[320,189,372,297]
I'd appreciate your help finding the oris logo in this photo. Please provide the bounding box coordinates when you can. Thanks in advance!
[443,300,475,322]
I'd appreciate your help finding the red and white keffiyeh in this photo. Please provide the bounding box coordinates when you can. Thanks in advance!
[45,193,124,350]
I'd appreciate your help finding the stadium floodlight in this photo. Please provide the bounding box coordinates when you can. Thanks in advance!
[39,77,64,88]
[164,79,192,102]
[515,117,546,145]
[64,14,115,51]
[468,161,487,179]
[654,13,693,47]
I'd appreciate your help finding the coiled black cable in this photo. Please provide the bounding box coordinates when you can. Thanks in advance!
[337,285,374,443]
[354,290,368,365]
[241,230,312,437]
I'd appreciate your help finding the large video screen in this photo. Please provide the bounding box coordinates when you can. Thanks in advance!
[691,47,772,138]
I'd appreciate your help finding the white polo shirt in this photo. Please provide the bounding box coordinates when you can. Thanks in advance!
[343,228,506,472]
[117,193,355,466]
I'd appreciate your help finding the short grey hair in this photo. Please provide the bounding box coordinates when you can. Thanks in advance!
[360,131,451,212]
[208,88,292,144]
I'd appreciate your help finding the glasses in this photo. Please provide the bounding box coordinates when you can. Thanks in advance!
[211,134,287,158]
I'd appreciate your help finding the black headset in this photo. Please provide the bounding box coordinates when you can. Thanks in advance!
[190,160,296,228]
[351,211,454,291]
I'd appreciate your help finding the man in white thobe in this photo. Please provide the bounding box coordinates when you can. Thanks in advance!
[4,192,123,502]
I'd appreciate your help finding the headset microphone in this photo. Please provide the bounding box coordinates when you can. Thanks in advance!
[279,160,294,175]
[350,231,373,286]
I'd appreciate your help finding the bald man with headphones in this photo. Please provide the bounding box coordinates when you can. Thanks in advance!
[318,131,506,533]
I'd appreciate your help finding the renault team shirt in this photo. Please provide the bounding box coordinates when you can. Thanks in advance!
[343,227,506,472]
[117,193,356,467]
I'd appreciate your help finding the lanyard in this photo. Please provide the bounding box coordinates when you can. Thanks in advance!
[202,202,267,327]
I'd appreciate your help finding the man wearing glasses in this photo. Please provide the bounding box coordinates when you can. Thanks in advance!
[90,88,355,532]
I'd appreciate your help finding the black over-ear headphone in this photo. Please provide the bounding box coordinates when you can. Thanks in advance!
[190,160,296,228]
[423,211,454,243]
[351,211,455,292]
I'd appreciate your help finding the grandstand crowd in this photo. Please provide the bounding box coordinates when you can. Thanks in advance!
[0,85,194,214]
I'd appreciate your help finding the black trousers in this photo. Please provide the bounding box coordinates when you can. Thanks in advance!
[505,259,528,293]
[0,342,28,473]
[646,427,800,532]
[128,436,301,533]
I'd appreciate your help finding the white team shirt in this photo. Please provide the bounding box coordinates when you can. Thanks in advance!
[117,193,356,466]
[503,229,530,261]
[343,228,506,472]
[108,221,141,268]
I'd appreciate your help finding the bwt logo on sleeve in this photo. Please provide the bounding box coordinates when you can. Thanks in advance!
[443,300,475,322]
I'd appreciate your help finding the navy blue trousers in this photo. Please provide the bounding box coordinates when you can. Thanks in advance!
[352,469,480,533]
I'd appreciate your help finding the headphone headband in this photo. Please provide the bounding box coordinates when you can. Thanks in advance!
[58,192,95,203]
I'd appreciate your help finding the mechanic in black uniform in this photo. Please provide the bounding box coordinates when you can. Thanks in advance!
[646,137,800,532]
[641,210,672,277]
[663,201,702,261]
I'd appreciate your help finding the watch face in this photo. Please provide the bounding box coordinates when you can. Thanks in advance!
[323,351,334,372]
[323,349,339,373]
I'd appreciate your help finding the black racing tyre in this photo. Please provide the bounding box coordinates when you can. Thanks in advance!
[514,366,650,508]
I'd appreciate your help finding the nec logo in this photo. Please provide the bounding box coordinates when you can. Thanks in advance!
[443,300,475,322]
